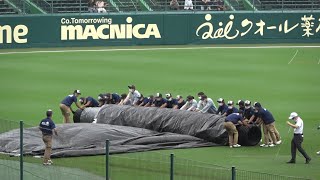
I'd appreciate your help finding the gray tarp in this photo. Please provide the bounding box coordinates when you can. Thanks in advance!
[0,123,216,158]
[95,105,228,144]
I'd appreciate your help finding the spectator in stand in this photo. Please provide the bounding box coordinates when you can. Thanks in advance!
[224,100,239,116]
[144,95,155,107]
[216,98,228,115]
[161,93,178,108]
[184,0,194,10]
[170,0,179,10]
[174,95,186,109]
[201,0,212,10]
[196,95,217,114]
[96,0,107,13]
[88,0,97,12]
[216,0,225,11]
[135,94,149,106]
[180,95,197,111]
[105,93,121,104]
[152,93,167,107]
[79,96,99,108]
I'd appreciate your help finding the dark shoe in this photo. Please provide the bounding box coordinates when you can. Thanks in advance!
[305,158,311,164]
[286,160,295,164]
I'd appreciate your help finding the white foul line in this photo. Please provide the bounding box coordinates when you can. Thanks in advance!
[288,50,299,64]
[0,45,319,55]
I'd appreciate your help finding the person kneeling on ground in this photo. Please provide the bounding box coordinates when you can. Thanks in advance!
[105,93,121,104]
[224,111,246,148]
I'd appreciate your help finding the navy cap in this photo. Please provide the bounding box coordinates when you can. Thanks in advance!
[254,102,262,108]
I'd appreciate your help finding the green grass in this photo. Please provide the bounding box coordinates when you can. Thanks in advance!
[0,45,319,180]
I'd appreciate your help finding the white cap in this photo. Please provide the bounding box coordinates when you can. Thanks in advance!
[217,98,224,102]
[165,93,171,98]
[289,112,298,119]
[227,101,233,105]
[75,90,81,94]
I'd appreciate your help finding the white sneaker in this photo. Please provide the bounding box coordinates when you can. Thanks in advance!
[276,140,282,145]
[229,146,233,148]
[269,144,276,147]
[43,162,52,166]
[260,144,266,147]
[233,144,241,148]
[48,160,53,164]
[316,151,320,155]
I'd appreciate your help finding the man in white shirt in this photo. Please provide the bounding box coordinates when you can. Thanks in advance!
[180,96,197,111]
[124,85,141,106]
[286,112,311,164]
[184,0,193,10]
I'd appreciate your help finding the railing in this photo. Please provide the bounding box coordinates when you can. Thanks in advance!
[32,0,52,13]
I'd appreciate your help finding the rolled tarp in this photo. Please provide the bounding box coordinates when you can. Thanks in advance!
[75,105,261,146]
[95,105,228,144]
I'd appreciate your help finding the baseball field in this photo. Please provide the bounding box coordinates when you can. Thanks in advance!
[0,45,319,180]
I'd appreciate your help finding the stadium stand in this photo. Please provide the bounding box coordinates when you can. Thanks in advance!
[33,0,88,13]
[0,0,18,14]
[254,0,320,10]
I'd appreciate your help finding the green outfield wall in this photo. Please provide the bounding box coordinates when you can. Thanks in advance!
[0,12,320,48]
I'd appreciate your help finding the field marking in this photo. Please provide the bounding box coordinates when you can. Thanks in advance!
[0,45,319,55]
[288,50,299,64]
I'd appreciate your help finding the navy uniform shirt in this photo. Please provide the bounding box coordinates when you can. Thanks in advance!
[217,104,228,115]
[244,107,254,120]
[87,96,99,107]
[166,98,178,108]
[61,95,77,107]
[39,118,56,135]
[225,113,244,124]
[226,107,239,116]
[177,100,186,109]
[137,97,149,106]
[153,98,167,107]
[256,108,275,125]
[112,93,121,104]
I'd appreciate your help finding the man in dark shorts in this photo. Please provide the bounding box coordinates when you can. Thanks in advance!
[39,110,58,165]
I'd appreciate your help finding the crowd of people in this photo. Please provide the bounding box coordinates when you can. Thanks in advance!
[177,0,225,11]
[37,84,317,166]
[58,85,284,149]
